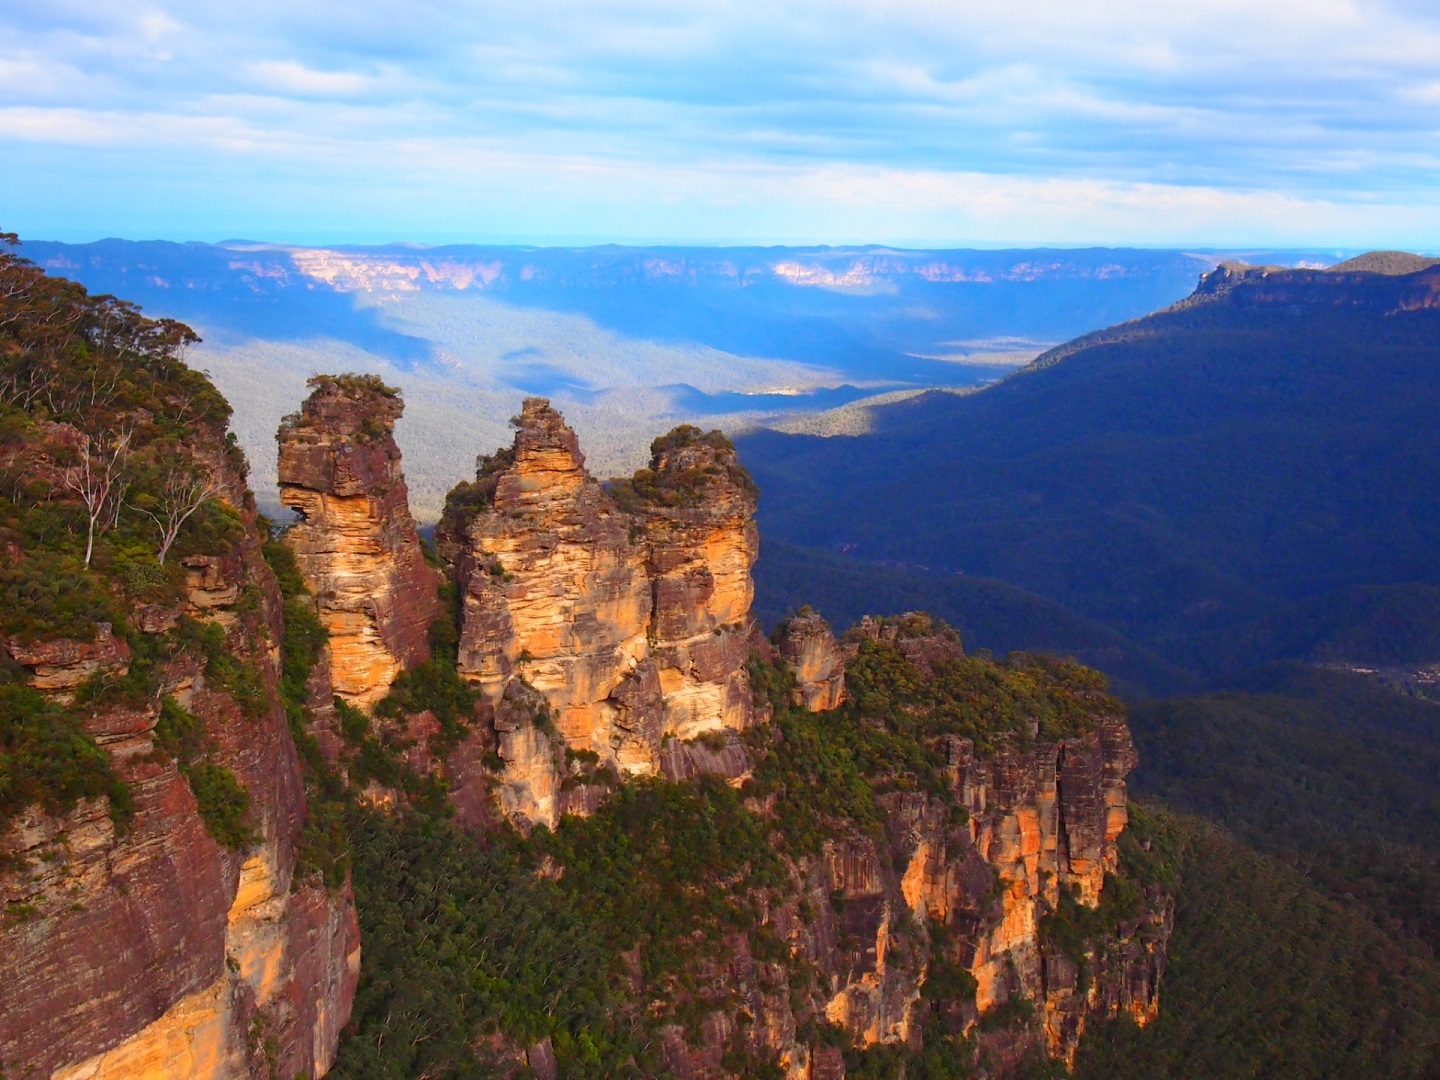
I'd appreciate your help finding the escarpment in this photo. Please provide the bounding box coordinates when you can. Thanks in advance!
[0,256,358,1080]
[2,291,1169,1080]
[277,374,442,709]
[642,613,1169,1076]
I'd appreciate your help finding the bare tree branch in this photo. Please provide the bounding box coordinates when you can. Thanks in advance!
[61,426,132,567]
[131,465,220,564]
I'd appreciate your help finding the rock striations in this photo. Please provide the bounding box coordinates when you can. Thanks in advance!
[277,374,442,709]
[442,399,655,772]
[1,408,358,1079]
[777,606,848,712]
[436,401,762,826]
[735,614,1165,1073]
[631,424,762,738]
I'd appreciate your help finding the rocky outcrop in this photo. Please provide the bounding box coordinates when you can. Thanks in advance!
[443,399,654,767]
[277,375,442,709]
[1,419,359,1079]
[652,618,1167,1077]
[630,426,762,738]
[2,622,130,703]
[438,402,761,825]
[790,619,1163,1070]
[777,609,847,711]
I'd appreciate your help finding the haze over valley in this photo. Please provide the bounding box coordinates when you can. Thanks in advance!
[23,238,1342,517]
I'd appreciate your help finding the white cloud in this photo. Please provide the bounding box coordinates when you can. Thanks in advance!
[245,60,385,97]
[4,0,1440,243]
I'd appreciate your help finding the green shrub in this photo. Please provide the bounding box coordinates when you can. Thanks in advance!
[185,761,256,849]
[0,548,116,643]
[0,683,131,831]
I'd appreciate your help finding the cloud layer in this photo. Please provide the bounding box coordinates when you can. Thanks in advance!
[4,1,1439,245]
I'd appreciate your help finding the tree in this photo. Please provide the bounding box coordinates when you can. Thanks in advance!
[131,465,220,564]
[61,426,132,567]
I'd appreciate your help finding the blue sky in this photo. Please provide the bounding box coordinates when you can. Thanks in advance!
[3,1,1440,247]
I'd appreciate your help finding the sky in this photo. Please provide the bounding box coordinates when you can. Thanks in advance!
[3,1,1440,248]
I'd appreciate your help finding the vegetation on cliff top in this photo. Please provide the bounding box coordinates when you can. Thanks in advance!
[277,372,402,441]
[0,236,269,838]
[747,622,1118,856]
[608,423,758,510]
[435,446,516,554]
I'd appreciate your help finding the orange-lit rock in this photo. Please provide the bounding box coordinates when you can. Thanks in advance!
[777,608,847,711]
[626,425,762,738]
[277,375,442,709]
[439,402,762,824]
[444,398,653,759]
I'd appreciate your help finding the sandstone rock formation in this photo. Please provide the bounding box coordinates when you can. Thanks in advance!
[629,425,762,737]
[442,398,654,764]
[437,402,760,825]
[1,420,359,1080]
[652,616,1165,1077]
[277,375,442,709]
[819,617,1161,1069]
[2,622,130,703]
[776,608,847,711]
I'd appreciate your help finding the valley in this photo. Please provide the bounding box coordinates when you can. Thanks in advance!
[3,240,1440,1078]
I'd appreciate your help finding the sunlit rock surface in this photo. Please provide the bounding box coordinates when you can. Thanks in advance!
[277,375,442,709]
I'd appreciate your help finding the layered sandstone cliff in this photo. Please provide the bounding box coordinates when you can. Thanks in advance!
[777,608,848,712]
[648,613,1168,1078]
[1,417,358,1080]
[277,374,442,709]
[436,401,759,825]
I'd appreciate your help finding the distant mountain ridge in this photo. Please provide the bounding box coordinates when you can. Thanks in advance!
[740,253,1440,692]
[23,238,1331,520]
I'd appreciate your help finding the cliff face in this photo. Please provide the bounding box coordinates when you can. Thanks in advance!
[653,615,1168,1077]
[632,428,762,738]
[1,416,358,1079]
[777,609,848,712]
[277,375,442,709]
[913,718,1162,1067]
[438,401,759,826]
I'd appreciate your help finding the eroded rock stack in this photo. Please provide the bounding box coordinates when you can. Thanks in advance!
[630,426,762,737]
[437,401,761,825]
[777,607,848,711]
[441,399,656,765]
[276,375,442,709]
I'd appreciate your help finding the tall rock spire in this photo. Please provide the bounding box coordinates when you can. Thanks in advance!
[277,374,442,709]
[621,424,762,737]
[438,400,658,780]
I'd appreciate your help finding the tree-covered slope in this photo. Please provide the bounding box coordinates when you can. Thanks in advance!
[1074,815,1440,1080]
[739,262,1440,687]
